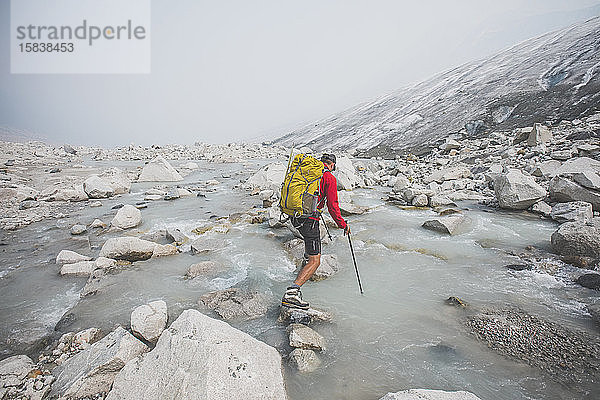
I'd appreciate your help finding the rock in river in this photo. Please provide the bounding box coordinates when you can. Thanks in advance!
[494,169,546,210]
[287,323,325,351]
[131,300,168,343]
[56,250,91,264]
[111,205,142,230]
[198,288,268,321]
[551,218,600,258]
[379,389,481,400]
[422,215,467,235]
[106,309,287,400]
[288,348,321,373]
[99,237,157,261]
[137,156,183,182]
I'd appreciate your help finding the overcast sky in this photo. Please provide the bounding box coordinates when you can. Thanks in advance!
[1,0,600,147]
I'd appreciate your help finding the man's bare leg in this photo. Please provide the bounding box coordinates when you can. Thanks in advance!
[293,254,321,286]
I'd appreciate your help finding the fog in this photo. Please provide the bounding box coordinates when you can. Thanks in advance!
[1,0,599,146]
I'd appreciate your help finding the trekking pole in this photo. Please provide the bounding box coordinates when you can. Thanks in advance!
[320,214,333,240]
[347,232,364,294]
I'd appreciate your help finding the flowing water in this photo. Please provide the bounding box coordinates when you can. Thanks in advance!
[1,160,599,400]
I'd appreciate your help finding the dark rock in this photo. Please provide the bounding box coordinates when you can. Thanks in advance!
[63,144,77,155]
[49,168,61,173]
[55,312,77,332]
[111,204,125,210]
[445,296,467,307]
[577,274,600,290]
[505,264,532,271]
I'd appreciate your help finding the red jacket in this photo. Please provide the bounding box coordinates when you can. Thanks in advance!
[316,168,347,229]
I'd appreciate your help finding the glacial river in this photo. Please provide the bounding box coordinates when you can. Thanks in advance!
[0,160,598,399]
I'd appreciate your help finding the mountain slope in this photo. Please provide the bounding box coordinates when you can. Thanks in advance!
[275,17,600,155]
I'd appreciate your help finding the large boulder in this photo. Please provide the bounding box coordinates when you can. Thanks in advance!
[425,165,472,184]
[131,300,168,343]
[334,156,362,190]
[550,201,593,223]
[56,250,92,264]
[138,156,183,182]
[0,355,34,388]
[38,182,88,202]
[551,218,600,258]
[111,205,142,230]
[102,168,132,194]
[379,389,481,400]
[83,175,115,199]
[494,169,546,210]
[243,162,286,192]
[573,171,600,191]
[422,215,467,235]
[198,288,268,321]
[552,157,600,177]
[549,176,600,211]
[99,237,156,261]
[527,123,553,146]
[51,327,148,399]
[60,260,97,277]
[106,309,287,400]
[287,324,325,351]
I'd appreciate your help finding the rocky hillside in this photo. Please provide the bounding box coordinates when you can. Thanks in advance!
[274,17,600,156]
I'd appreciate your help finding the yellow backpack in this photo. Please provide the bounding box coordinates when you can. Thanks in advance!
[280,153,325,217]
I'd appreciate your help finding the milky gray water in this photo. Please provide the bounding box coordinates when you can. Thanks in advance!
[1,160,598,400]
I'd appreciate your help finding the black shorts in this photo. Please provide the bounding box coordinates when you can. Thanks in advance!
[291,217,321,256]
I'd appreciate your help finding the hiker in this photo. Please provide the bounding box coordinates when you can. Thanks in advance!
[281,153,350,310]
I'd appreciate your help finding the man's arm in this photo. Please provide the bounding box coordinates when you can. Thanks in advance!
[323,172,347,229]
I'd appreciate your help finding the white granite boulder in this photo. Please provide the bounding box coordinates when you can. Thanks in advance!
[99,237,156,261]
[379,389,481,400]
[83,175,115,199]
[51,327,148,399]
[131,300,168,343]
[56,250,92,265]
[111,205,142,230]
[494,169,546,210]
[138,156,183,182]
[106,309,287,400]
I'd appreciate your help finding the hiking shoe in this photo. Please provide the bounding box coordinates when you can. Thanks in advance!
[281,286,309,310]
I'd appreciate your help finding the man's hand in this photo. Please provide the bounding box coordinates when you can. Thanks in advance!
[344,224,351,236]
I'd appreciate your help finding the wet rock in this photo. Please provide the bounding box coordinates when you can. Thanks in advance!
[551,219,600,258]
[505,264,532,271]
[70,224,87,235]
[164,188,180,201]
[444,296,467,307]
[151,244,178,257]
[0,355,34,388]
[288,349,321,373]
[190,236,225,254]
[138,155,184,182]
[131,300,168,343]
[549,176,600,211]
[60,261,96,277]
[550,201,593,223]
[166,228,188,244]
[310,254,339,281]
[494,169,546,210]
[379,389,481,400]
[106,309,286,400]
[287,323,325,351]
[588,304,600,325]
[185,261,221,278]
[56,250,91,264]
[83,175,115,199]
[198,288,268,321]
[99,237,156,261]
[576,274,600,290]
[422,215,467,235]
[278,306,333,325]
[111,204,142,230]
[51,326,148,399]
